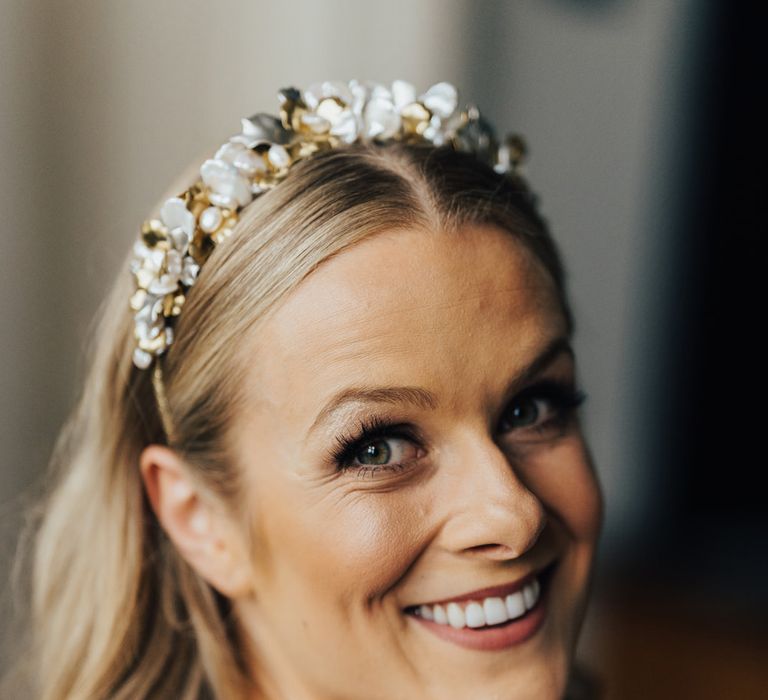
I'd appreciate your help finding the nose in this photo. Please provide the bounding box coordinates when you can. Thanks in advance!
[438,428,547,560]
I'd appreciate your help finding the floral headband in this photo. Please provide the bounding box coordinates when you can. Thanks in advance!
[129,79,527,373]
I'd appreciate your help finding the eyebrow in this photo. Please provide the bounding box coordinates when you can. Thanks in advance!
[305,336,573,438]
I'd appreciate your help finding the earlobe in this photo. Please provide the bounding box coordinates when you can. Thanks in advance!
[139,444,254,599]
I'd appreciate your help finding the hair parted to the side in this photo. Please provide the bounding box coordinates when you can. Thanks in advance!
[16,141,573,700]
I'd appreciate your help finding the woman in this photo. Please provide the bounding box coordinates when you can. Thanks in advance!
[25,80,602,699]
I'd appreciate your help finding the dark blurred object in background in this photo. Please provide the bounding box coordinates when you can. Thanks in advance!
[589,2,768,698]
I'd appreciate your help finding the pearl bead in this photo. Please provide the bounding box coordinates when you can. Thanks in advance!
[199,206,222,233]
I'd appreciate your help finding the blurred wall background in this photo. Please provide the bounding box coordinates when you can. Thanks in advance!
[1,1,764,697]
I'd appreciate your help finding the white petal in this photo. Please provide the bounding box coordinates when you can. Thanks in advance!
[267,144,290,169]
[421,82,458,119]
[148,275,179,296]
[348,79,369,118]
[169,228,190,253]
[147,249,166,273]
[165,249,182,277]
[300,112,331,134]
[133,297,165,340]
[368,82,391,101]
[214,141,244,165]
[392,79,416,110]
[316,98,344,123]
[232,147,265,176]
[132,240,153,262]
[208,192,237,208]
[201,158,235,187]
[305,80,353,109]
[200,158,252,208]
[303,84,322,110]
[180,258,200,286]
[330,110,359,143]
[133,347,153,369]
[422,122,444,144]
[160,197,195,237]
[217,141,265,176]
[363,97,400,139]
[136,296,164,326]
[240,113,286,143]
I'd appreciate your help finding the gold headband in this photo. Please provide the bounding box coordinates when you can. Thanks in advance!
[128,79,527,373]
[129,80,528,441]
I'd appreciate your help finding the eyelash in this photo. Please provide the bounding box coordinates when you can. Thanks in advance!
[329,380,587,479]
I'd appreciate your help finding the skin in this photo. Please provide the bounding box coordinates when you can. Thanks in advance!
[142,222,603,700]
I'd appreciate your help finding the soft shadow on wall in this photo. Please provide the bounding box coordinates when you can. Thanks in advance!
[573,2,765,698]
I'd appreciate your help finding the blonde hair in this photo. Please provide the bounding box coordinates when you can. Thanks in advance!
[12,142,572,699]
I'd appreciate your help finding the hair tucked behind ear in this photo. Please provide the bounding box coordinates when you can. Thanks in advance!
[8,141,572,699]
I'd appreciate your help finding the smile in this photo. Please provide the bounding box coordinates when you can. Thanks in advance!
[412,576,540,628]
[403,563,556,651]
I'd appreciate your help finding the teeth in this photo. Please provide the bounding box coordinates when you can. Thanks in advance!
[411,577,541,629]
[522,580,538,609]
[483,597,508,625]
[464,601,485,628]
[505,591,526,618]
[433,604,448,624]
[446,602,466,629]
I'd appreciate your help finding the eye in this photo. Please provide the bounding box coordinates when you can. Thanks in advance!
[350,436,418,468]
[501,396,549,430]
[498,381,586,438]
[329,415,424,477]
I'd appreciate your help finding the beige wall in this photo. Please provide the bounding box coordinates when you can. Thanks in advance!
[1,0,688,666]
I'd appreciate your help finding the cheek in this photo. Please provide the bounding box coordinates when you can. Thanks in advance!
[319,498,419,593]
[518,437,603,543]
[255,480,425,607]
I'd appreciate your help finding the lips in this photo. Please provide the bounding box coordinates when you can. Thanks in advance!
[403,562,557,650]
[405,561,555,610]
[411,569,540,607]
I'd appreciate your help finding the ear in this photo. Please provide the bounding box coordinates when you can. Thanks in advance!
[139,444,253,599]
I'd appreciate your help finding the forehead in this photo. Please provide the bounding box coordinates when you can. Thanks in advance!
[243,224,566,420]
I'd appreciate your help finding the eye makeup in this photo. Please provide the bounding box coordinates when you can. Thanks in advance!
[326,378,586,479]
[327,415,425,478]
[498,380,586,439]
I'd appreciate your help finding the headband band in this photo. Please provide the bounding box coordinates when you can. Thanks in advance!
[129,79,531,444]
[129,79,527,373]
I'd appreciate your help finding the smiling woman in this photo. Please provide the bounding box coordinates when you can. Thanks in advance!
[21,81,602,699]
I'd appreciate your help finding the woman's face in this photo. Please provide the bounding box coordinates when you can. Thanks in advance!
[231,223,602,700]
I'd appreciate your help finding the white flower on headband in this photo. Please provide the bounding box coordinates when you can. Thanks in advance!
[129,79,528,370]
[351,80,402,139]
[129,197,201,368]
[303,81,359,142]
[200,158,253,209]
